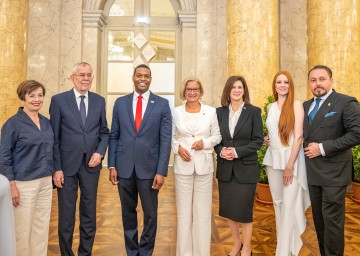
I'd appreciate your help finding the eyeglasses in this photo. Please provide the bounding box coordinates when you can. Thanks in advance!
[185,88,200,93]
[74,73,94,79]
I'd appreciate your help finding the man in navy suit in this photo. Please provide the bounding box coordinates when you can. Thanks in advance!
[108,64,172,255]
[303,65,360,255]
[50,62,109,256]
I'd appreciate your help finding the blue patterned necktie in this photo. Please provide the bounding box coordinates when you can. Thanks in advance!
[308,98,321,124]
[80,95,86,126]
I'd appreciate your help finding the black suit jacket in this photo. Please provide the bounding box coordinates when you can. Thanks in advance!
[50,89,109,176]
[215,104,263,183]
[303,90,360,186]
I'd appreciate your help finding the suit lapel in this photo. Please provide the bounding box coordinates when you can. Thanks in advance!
[126,93,136,131]
[65,90,84,129]
[221,107,232,139]
[138,92,155,133]
[310,92,337,128]
[178,104,194,135]
[303,99,312,132]
[233,103,250,138]
[85,92,94,129]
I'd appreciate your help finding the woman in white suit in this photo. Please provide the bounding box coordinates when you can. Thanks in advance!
[172,78,221,256]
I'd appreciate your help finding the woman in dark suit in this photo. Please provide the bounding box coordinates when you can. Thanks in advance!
[215,76,263,256]
[0,80,54,256]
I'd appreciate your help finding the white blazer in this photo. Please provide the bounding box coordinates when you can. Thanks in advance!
[172,103,221,175]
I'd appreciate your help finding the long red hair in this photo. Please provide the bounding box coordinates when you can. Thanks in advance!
[272,71,295,147]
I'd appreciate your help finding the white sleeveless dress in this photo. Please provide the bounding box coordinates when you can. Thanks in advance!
[263,102,311,256]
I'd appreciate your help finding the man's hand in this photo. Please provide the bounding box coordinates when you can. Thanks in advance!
[264,135,270,147]
[109,168,119,185]
[53,170,65,188]
[88,152,102,167]
[10,182,20,207]
[152,174,165,190]
[304,142,321,158]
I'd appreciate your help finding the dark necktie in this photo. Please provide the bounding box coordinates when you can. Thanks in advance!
[308,98,321,124]
[80,95,86,126]
[135,95,143,132]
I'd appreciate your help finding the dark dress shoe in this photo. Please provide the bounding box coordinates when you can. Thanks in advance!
[227,244,242,256]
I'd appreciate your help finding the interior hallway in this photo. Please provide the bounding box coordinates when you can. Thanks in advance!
[47,167,360,255]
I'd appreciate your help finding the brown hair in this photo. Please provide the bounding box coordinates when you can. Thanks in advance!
[272,71,295,147]
[17,80,46,101]
[179,77,204,100]
[220,76,250,107]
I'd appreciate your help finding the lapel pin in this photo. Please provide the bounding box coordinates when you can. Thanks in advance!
[150,100,154,103]
[328,103,331,106]
[243,107,246,109]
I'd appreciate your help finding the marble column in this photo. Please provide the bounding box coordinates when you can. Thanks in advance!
[280,0,307,102]
[308,0,360,100]
[196,0,227,107]
[0,0,28,126]
[178,10,197,106]
[227,0,279,108]
[82,10,106,94]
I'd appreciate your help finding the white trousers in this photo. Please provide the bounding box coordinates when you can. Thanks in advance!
[175,173,213,256]
[13,176,53,256]
[267,166,302,256]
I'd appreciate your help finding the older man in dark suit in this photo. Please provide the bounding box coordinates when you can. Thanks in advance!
[108,64,172,256]
[303,65,360,256]
[50,62,109,256]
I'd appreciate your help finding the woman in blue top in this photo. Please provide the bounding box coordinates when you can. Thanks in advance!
[0,80,54,256]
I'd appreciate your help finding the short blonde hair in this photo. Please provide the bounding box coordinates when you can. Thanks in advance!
[179,77,204,100]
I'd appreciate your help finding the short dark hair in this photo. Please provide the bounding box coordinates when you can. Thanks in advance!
[133,64,151,76]
[221,76,250,107]
[308,65,332,78]
[17,80,46,101]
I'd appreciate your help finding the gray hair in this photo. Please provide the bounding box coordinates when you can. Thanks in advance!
[71,62,91,75]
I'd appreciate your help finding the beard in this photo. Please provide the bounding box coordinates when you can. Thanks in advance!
[312,87,327,97]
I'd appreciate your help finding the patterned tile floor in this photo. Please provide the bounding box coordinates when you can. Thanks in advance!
[48,168,360,255]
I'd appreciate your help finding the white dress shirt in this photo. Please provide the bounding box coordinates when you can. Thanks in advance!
[227,102,245,158]
[73,88,89,116]
[133,90,150,119]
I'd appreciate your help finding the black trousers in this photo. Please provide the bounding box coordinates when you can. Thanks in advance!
[118,171,159,256]
[57,156,100,256]
[308,185,347,256]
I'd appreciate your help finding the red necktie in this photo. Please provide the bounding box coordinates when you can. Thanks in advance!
[135,95,143,132]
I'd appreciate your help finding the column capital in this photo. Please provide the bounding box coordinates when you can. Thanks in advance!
[82,10,107,30]
[177,11,197,28]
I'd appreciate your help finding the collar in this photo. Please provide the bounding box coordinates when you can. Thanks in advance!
[229,102,245,113]
[73,88,89,99]
[314,89,333,102]
[134,90,150,101]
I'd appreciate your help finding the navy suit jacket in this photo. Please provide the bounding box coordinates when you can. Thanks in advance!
[108,92,172,179]
[303,90,360,186]
[50,89,109,176]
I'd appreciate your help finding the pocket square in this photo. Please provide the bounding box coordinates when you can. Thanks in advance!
[325,111,337,117]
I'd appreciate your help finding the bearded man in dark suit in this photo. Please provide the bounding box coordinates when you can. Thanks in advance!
[303,65,360,256]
